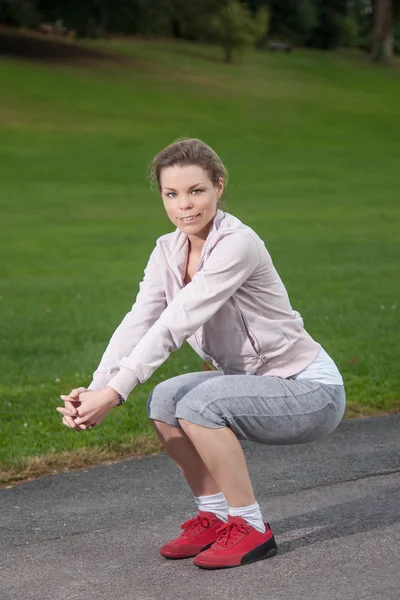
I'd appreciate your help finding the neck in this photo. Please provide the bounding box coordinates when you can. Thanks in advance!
[187,235,206,255]
[187,211,217,253]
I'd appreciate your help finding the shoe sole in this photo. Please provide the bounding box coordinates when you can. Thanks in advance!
[195,539,278,570]
[161,541,214,560]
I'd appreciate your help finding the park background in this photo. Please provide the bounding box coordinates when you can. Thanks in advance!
[0,0,399,487]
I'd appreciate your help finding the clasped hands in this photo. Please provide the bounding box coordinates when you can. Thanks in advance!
[56,386,120,431]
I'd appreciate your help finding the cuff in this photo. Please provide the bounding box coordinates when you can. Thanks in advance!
[108,367,140,400]
[88,373,111,391]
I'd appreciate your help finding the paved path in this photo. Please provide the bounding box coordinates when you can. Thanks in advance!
[1,415,399,600]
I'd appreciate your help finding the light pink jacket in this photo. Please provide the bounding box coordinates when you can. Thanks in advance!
[89,210,321,399]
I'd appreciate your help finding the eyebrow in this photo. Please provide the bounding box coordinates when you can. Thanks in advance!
[163,182,205,192]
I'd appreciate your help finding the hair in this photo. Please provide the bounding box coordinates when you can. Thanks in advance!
[148,138,229,206]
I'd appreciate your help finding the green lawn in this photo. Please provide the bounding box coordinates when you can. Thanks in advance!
[1,35,399,483]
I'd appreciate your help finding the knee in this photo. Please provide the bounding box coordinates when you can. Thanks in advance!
[146,382,178,427]
[146,387,165,420]
[147,380,197,419]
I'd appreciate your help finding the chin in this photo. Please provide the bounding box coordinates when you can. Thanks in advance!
[179,224,202,233]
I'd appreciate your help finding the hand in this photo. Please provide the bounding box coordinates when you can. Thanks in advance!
[58,387,120,431]
[58,387,87,430]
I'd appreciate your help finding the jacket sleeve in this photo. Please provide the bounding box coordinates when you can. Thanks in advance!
[87,247,167,392]
[108,232,261,399]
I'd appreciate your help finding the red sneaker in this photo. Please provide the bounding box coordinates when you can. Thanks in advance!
[160,511,225,559]
[193,516,278,569]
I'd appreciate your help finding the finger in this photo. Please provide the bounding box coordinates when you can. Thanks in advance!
[62,397,80,405]
[70,387,87,398]
[63,415,82,431]
[60,387,86,402]
[56,406,79,417]
[57,406,79,417]
[65,415,77,428]
[60,394,80,404]
[74,415,95,427]
[64,400,79,414]
[79,423,94,430]
[62,416,71,428]
[61,400,81,412]
[74,416,88,426]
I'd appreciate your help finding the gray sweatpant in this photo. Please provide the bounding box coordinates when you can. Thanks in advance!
[146,371,346,445]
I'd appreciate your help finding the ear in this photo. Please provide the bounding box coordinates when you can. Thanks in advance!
[216,177,225,198]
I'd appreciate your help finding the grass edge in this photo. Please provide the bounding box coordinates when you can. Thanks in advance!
[2,406,399,489]
[1,435,163,489]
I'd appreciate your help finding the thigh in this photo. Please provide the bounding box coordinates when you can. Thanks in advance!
[175,375,346,444]
[146,370,222,426]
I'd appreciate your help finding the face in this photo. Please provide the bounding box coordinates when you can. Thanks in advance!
[160,164,224,242]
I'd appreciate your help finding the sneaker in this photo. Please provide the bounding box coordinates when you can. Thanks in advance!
[193,516,278,569]
[160,511,225,559]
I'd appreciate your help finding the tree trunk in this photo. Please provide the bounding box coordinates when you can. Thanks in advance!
[224,43,233,63]
[371,0,394,62]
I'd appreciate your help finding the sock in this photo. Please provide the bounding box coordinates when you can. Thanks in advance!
[194,492,229,522]
[229,502,266,533]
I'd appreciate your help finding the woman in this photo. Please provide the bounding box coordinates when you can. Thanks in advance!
[57,138,345,570]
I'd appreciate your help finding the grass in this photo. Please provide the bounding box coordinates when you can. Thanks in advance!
[0,33,399,486]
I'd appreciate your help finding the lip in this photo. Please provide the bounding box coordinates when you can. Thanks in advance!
[180,213,201,222]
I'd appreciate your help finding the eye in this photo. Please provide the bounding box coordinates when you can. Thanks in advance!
[166,192,177,198]
[191,189,203,195]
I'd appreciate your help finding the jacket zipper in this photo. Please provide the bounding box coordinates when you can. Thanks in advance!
[239,310,261,356]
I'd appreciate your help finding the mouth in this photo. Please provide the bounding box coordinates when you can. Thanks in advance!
[180,213,201,223]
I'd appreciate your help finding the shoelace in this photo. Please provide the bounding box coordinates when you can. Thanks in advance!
[180,514,212,535]
[215,521,249,547]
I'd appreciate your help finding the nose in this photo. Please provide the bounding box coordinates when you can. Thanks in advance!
[178,194,194,210]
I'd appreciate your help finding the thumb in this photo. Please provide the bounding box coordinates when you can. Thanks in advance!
[60,388,86,403]
[69,387,88,398]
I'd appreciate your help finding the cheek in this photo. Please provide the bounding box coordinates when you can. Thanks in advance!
[205,197,218,212]
[162,201,175,217]
[201,195,215,208]
[166,209,176,220]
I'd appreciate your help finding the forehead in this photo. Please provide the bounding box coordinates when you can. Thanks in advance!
[160,164,211,189]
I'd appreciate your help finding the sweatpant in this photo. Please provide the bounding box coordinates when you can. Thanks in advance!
[146,371,346,445]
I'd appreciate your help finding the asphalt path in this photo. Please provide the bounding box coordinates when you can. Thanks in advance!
[1,415,399,600]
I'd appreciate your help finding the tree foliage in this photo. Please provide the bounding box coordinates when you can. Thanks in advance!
[0,0,39,27]
[209,0,269,63]
[1,0,400,60]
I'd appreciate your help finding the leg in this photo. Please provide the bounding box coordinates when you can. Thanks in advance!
[175,376,345,506]
[176,413,277,569]
[151,419,221,497]
[148,373,230,561]
[175,377,345,569]
[146,371,223,497]
[178,420,255,507]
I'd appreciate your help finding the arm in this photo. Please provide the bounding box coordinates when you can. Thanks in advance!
[88,247,166,391]
[108,232,261,399]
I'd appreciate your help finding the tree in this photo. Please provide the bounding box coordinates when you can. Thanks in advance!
[210,0,269,63]
[308,0,349,49]
[371,0,394,60]
[265,0,318,45]
[0,0,39,27]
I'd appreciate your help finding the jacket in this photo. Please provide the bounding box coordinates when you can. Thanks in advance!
[88,210,321,399]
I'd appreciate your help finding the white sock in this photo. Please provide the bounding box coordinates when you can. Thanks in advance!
[229,502,266,533]
[194,492,229,522]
